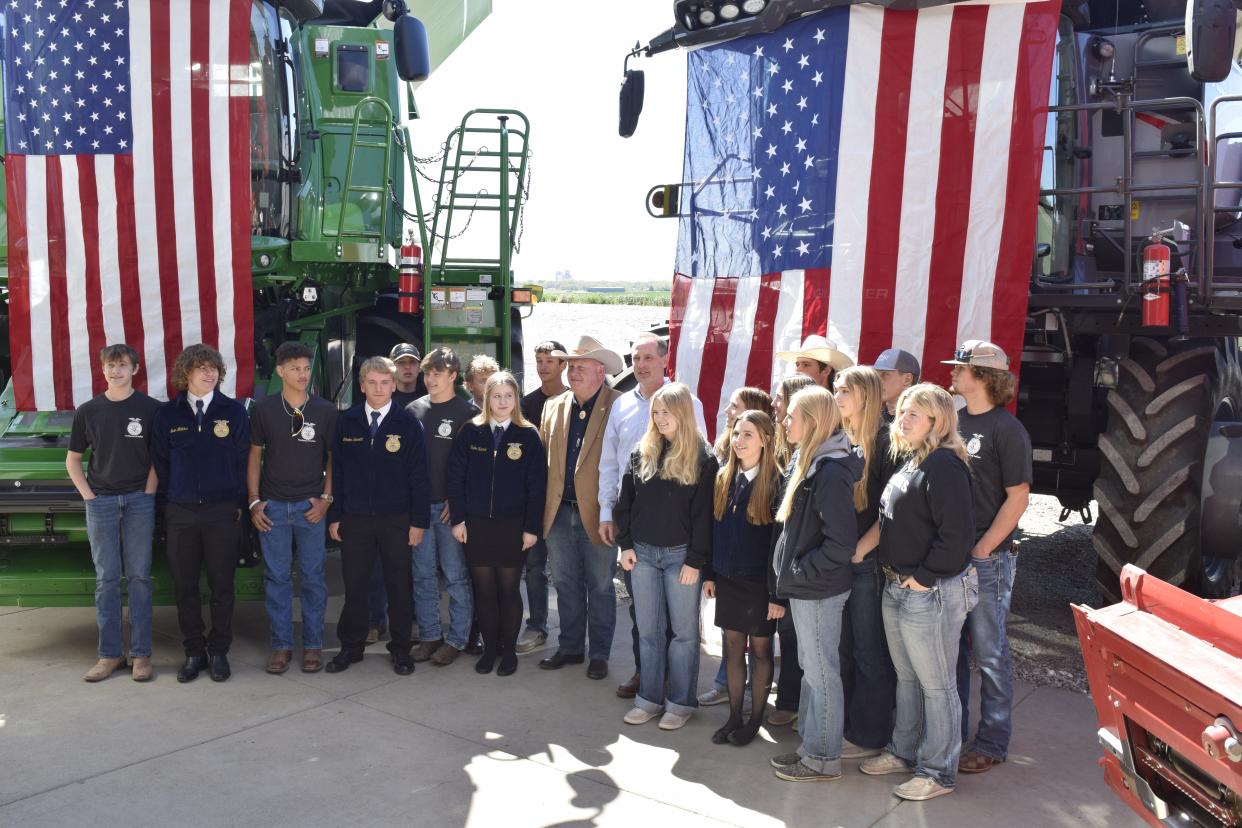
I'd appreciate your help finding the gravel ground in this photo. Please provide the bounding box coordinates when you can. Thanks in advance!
[521,302,1101,693]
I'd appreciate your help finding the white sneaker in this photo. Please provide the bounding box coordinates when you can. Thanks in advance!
[514,630,547,655]
[894,776,954,801]
[860,751,911,776]
[697,687,728,706]
[624,706,662,725]
[657,711,692,731]
[841,739,882,760]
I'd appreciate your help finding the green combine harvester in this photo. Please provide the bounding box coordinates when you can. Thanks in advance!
[0,0,536,605]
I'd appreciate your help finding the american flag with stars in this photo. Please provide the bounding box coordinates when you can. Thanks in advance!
[3,0,254,410]
[668,1,1059,438]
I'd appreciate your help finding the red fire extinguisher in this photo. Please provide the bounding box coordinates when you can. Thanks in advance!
[1142,234,1171,328]
[398,239,422,315]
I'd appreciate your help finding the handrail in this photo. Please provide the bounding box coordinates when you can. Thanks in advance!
[335,95,394,260]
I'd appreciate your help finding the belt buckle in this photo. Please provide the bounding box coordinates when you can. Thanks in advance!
[882,565,900,583]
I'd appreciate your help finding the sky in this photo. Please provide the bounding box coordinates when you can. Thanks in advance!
[407,0,688,283]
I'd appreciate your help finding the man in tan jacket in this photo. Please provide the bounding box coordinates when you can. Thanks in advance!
[537,336,623,681]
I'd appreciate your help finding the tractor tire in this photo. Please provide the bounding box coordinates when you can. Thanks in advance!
[1093,336,1242,601]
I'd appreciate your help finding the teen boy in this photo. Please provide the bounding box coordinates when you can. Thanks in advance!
[407,347,478,665]
[68,344,161,683]
[248,342,337,675]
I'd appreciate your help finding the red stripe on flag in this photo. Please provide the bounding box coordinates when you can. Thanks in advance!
[857,9,918,365]
[113,157,148,394]
[190,1,220,352]
[6,158,34,411]
[230,0,256,397]
[44,157,74,410]
[698,278,740,441]
[801,268,831,339]
[744,272,785,391]
[150,0,182,393]
[992,1,1060,396]
[667,273,693,380]
[920,5,989,389]
[77,158,108,396]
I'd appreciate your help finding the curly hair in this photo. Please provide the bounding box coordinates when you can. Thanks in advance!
[171,344,225,391]
[971,366,1016,407]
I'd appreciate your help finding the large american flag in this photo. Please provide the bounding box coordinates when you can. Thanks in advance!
[668,1,1059,437]
[3,0,254,410]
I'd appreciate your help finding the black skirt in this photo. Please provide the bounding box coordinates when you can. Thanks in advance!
[464,516,525,568]
[714,573,776,637]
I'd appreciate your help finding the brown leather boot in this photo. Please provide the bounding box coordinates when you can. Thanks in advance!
[130,657,153,682]
[266,649,293,674]
[616,672,640,699]
[83,657,127,683]
[301,649,323,673]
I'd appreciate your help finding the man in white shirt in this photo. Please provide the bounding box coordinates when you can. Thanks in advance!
[598,333,708,699]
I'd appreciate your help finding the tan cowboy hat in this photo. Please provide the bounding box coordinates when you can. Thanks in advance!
[775,335,854,372]
[551,335,625,375]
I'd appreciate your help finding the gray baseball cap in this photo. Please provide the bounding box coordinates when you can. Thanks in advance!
[389,343,421,362]
[869,348,921,378]
[941,340,1009,370]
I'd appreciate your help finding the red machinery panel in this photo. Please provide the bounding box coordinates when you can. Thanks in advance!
[1074,565,1242,826]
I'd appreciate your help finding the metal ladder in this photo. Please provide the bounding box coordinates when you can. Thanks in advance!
[423,109,531,366]
[335,96,394,260]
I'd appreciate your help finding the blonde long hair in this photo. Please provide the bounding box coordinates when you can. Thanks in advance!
[713,410,781,525]
[835,366,883,512]
[889,383,969,467]
[776,387,844,522]
[774,374,817,465]
[637,382,706,486]
[471,371,532,428]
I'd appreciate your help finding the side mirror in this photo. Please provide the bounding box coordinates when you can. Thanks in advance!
[1036,243,1052,258]
[619,69,645,138]
[1185,0,1238,83]
[393,15,431,82]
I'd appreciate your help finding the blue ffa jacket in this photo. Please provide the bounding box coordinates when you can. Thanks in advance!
[711,475,778,585]
[447,422,547,535]
[152,391,250,506]
[327,404,430,528]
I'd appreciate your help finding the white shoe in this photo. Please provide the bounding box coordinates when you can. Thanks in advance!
[657,711,692,731]
[894,776,954,801]
[514,630,547,655]
[841,739,882,760]
[624,706,662,725]
[697,687,728,706]
[860,751,911,776]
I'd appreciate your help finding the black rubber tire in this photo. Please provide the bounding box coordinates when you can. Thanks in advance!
[1093,336,1242,601]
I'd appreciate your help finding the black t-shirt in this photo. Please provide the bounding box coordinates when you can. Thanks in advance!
[392,377,427,411]
[250,393,338,502]
[522,387,563,427]
[958,406,1032,552]
[407,394,478,502]
[68,391,162,495]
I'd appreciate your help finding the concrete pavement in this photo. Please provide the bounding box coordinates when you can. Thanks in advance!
[0,564,1143,828]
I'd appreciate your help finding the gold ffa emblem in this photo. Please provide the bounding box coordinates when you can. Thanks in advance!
[506,442,523,461]
[213,420,230,438]
[385,434,402,453]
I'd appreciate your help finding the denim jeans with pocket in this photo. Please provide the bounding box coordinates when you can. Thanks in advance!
[882,567,978,788]
[957,547,1017,760]
[412,501,473,649]
[259,499,328,650]
[85,491,156,658]
[630,542,701,716]
[547,503,616,660]
[524,537,549,634]
[790,591,850,775]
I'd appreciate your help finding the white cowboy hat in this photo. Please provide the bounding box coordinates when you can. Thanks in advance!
[775,335,854,372]
[551,335,625,376]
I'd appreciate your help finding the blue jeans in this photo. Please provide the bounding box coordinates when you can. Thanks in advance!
[957,548,1017,760]
[85,492,155,659]
[631,542,701,716]
[259,499,328,650]
[547,503,616,661]
[412,501,473,649]
[524,538,549,634]
[368,557,388,628]
[840,559,897,749]
[790,591,850,775]
[883,568,979,788]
